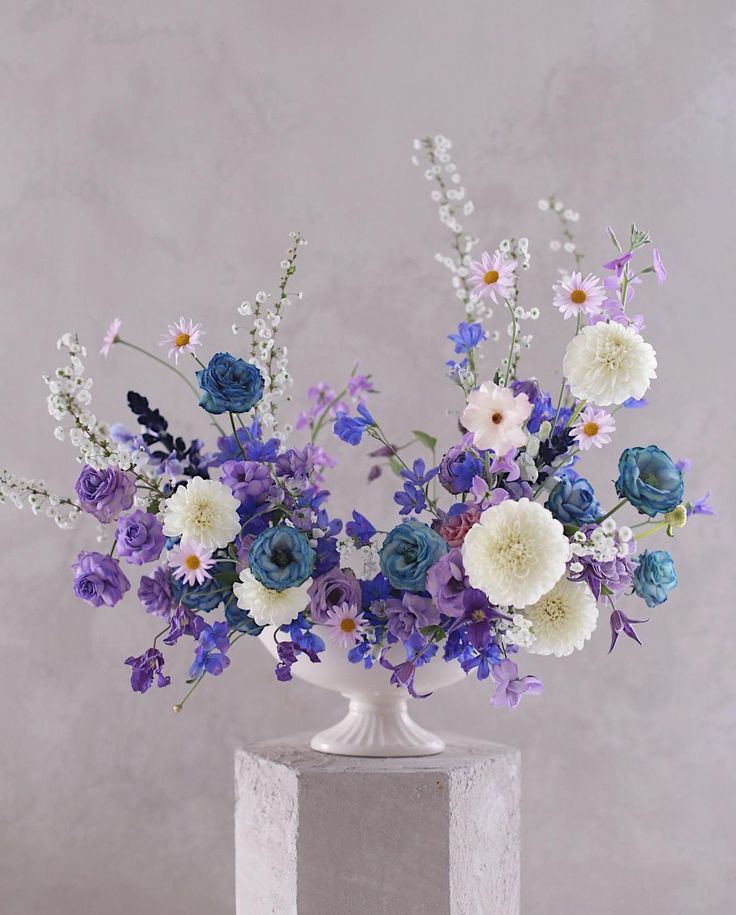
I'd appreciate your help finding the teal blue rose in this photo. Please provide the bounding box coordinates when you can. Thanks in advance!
[379,519,447,592]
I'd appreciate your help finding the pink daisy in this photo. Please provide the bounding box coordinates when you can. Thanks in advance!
[469,251,517,304]
[100,318,122,357]
[324,603,368,648]
[168,540,216,586]
[571,406,616,450]
[160,317,205,364]
[552,272,606,319]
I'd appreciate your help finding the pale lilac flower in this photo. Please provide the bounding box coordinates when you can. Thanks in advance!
[347,374,374,402]
[552,272,606,319]
[490,449,520,481]
[490,659,543,709]
[571,406,616,451]
[324,603,368,648]
[168,540,216,587]
[160,316,204,364]
[100,318,122,357]
[469,251,517,304]
[652,248,667,285]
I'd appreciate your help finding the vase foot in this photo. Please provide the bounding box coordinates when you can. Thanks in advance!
[310,697,445,757]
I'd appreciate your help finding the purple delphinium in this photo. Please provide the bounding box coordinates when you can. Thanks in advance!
[345,510,376,546]
[189,621,231,678]
[689,491,716,517]
[385,594,440,640]
[72,551,130,607]
[308,567,362,623]
[115,510,166,565]
[425,548,467,617]
[124,648,170,693]
[275,446,315,481]
[333,404,374,446]
[448,321,487,354]
[394,481,427,515]
[462,588,508,650]
[490,659,543,709]
[75,465,135,523]
[138,567,174,618]
[221,459,273,506]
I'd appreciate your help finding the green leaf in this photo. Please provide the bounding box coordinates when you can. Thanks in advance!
[388,456,404,477]
[413,429,437,452]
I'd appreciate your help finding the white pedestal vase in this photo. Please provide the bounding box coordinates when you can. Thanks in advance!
[258,627,467,757]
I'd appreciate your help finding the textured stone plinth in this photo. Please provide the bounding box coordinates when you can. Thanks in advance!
[235,737,520,915]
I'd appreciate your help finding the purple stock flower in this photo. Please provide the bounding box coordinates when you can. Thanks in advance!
[308,567,362,623]
[138,567,174,618]
[609,608,648,653]
[490,449,520,482]
[72,551,130,607]
[570,551,634,601]
[603,251,632,277]
[75,465,135,523]
[425,548,467,617]
[490,659,543,709]
[385,594,440,640]
[164,604,207,645]
[275,446,315,481]
[347,374,374,401]
[189,621,231,678]
[652,248,667,284]
[221,459,273,505]
[115,510,166,565]
[124,648,171,693]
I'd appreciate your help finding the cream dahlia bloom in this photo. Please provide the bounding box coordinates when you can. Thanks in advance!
[462,498,569,608]
[162,476,241,550]
[563,321,656,406]
[522,576,598,657]
[462,382,532,453]
[233,569,310,627]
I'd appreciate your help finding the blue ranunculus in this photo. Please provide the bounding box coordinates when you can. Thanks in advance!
[379,519,448,592]
[196,352,264,415]
[615,446,684,517]
[633,549,677,607]
[438,444,483,495]
[249,525,316,592]
[546,476,601,526]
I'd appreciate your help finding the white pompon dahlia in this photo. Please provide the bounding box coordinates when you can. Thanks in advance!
[562,321,657,406]
[162,477,241,550]
[522,577,598,657]
[461,499,569,608]
[233,569,310,627]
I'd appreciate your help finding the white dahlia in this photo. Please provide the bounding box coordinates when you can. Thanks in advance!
[522,576,598,657]
[233,569,310,627]
[562,321,656,406]
[162,476,241,550]
[461,498,569,608]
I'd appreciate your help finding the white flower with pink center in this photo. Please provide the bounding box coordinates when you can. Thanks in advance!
[324,603,368,648]
[552,272,606,319]
[169,540,216,586]
[100,318,122,357]
[462,382,532,453]
[571,406,616,450]
[160,316,205,364]
[469,251,517,304]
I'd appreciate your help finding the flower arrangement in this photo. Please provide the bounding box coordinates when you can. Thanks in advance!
[0,135,714,714]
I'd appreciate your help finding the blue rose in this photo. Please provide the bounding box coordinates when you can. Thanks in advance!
[438,445,483,495]
[249,525,316,592]
[196,352,264,415]
[546,477,601,526]
[379,519,448,592]
[616,446,684,517]
[633,550,677,607]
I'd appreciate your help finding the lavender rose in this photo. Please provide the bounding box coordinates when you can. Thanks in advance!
[137,567,174,617]
[425,548,467,617]
[115,510,166,565]
[75,464,135,523]
[385,594,440,640]
[308,567,361,623]
[72,551,130,607]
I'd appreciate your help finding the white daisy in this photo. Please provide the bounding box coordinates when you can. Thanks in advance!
[571,405,616,450]
[100,318,122,357]
[233,568,310,627]
[522,577,598,657]
[469,251,517,304]
[160,316,204,364]
[563,321,657,406]
[462,498,569,608]
[162,477,241,550]
[552,272,606,319]
[324,603,368,648]
[461,382,532,453]
[168,540,216,587]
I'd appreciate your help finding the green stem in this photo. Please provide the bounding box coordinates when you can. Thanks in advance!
[503,298,517,387]
[229,412,247,459]
[565,398,587,429]
[635,520,669,541]
[173,675,206,713]
[597,499,627,524]
[310,386,349,443]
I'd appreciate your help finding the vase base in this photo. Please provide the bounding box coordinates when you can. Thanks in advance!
[310,697,445,757]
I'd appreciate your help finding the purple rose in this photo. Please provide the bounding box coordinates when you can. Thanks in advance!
[115,510,166,565]
[72,551,130,607]
[137,566,174,617]
[308,567,361,623]
[221,460,273,506]
[385,593,440,640]
[425,548,467,617]
[438,445,483,495]
[75,464,135,523]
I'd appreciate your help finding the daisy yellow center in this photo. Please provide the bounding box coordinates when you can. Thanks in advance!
[582,421,599,437]
[185,554,201,570]
[491,411,503,425]
[340,618,357,633]
[570,289,587,304]
[175,332,191,347]
[483,269,500,285]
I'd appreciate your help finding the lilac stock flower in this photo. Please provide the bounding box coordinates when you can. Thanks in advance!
[138,567,174,617]
[490,659,543,709]
[347,374,374,401]
[72,551,130,607]
[689,491,716,517]
[189,621,231,678]
[609,608,648,653]
[221,459,273,507]
[470,476,509,511]
[438,445,482,495]
[308,567,362,623]
[75,465,135,523]
[115,510,166,565]
[275,446,315,481]
[163,604,207,645]
[490,449,520,482]
[448,321,487,354]
[394,481,427,515]
[124,648,171,693]
[652,248,667,284]
[385,594,440,640]
[603,251,632,277]
[345,510,377,546]
[425,548,467,617]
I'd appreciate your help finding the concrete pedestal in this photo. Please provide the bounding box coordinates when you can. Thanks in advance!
[234,736,520,915]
